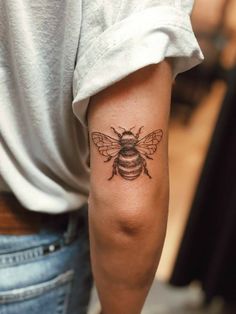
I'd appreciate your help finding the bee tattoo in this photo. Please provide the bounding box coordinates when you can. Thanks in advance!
[91,126,163,181]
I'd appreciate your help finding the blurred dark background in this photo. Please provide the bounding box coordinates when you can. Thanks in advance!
[169,0,236,311]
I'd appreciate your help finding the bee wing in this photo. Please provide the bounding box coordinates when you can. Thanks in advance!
[136,129,163,155]
[91,132,121,157]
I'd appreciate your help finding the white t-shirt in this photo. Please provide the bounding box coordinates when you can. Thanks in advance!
[0,0,203,213]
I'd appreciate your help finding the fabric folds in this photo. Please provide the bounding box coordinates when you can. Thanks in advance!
[72,5,203,125]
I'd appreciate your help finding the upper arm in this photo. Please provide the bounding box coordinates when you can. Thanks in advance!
[88,61,172,210]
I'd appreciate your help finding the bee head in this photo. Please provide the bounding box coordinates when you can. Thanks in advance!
[111,126,140,146]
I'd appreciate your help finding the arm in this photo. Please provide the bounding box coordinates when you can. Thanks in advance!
[88,61,172,314]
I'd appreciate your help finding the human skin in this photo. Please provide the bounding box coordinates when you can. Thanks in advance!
[88,61,172,314]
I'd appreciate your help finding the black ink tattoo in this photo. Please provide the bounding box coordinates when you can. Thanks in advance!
[91,127,163,181]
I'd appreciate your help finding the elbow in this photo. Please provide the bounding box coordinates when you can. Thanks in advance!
[89,183,169,240]
[114,206,154,237]
[114,203,168,241]
[89,185,169,289]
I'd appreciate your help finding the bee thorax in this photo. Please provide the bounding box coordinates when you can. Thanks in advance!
[120,132,137,147]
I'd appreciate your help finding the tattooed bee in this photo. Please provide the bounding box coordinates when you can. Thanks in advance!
[91,126,163,181]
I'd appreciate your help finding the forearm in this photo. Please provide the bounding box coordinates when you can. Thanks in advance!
[89,187,168,314]
[88,61,172,314]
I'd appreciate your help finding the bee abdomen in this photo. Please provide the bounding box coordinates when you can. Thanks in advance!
[118,151,142,180]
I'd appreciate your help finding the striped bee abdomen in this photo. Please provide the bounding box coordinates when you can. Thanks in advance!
[118,148,142,180]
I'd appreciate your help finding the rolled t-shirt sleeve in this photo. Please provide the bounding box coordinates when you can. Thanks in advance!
[72,0,203,125]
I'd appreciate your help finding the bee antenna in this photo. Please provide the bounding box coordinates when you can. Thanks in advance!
[118,126,126,132]
[129,126,135,132]
[136,126,144,138]
[111,126,122,138]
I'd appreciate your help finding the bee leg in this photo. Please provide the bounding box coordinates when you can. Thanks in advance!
[142,158,152,179]
[111,127,122,138]
[108,158,118,180]
[104,156,112,162]
[145,154,153,160]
